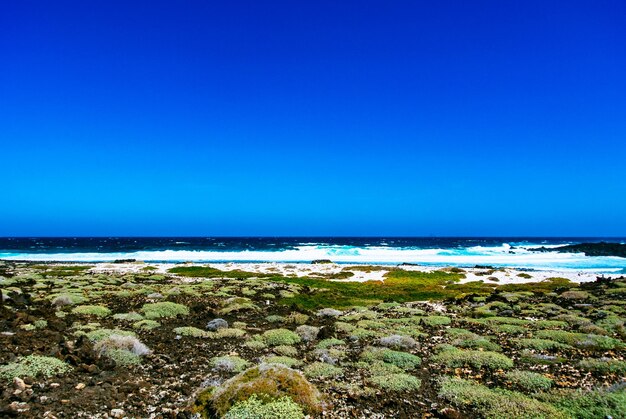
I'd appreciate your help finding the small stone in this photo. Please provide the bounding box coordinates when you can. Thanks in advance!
[60,399,69,404]
[110,408,125,418]
[49,383,61,388]
[13,377,26,391]
[9,401,30,412]
[206,318,228,331]
[75,383,86,390]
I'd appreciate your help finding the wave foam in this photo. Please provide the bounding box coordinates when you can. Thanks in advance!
[1,244,624,272]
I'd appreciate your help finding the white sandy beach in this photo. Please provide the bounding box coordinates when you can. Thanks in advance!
[87,261,622,285]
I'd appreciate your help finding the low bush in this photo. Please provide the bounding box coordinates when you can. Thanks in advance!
[72,305,111,318]
[223,394,304,419]
[0,355,72,381]
[210,364,323,416]
[211,356,250,373]
[438,376,564,418]
[504,370,553,392]
[431,348,513,370]
[141,302,189,319]
[368,373,421,392]
[304,362,343,379]
[262,329,301,346]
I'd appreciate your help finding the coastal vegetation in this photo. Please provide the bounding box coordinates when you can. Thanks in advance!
[0,261,625,417]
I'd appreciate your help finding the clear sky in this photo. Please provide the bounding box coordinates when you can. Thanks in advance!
[1,1,625,236]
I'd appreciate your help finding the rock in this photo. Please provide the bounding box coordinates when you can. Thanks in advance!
[13,377,26,391]
[75,383,86,390]
[311,259,333,264]
[206,318,228,331]
[110,408,125,418]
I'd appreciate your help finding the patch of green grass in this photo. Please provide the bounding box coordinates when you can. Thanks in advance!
[368,373,421,392]
[360,347,421,370]
[315,338,345,349]
[263,329,301,346]
[210,364,322,416]
[133,319,161,330]
[169,266,275,279]
[421,315,452,326]
[0,355,72,381]
[537,388,626,419]
[263,356,303,368]
[439,376,565,419]
[497,277,575,293]
[274,270,474,309]
[303,362,343,379]
[85,328,136,342]
[211,355,250,373]
[431,348,514,370]
[504,370,553,392]
[512,338,573,351]
[535,330,624,350]
[71,305,112,318]
[222,394,304,419]
[37,265,92,277]
[113,312,144,322]
[578,358,626,375]
[106,349,142,366]
[141,302,189,319]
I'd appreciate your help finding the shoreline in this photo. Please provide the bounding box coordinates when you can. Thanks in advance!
[59,261,626,285]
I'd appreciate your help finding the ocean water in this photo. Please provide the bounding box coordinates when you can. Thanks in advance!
[0,237,625,273]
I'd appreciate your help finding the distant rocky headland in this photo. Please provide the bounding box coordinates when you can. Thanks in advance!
[530,242,626,258]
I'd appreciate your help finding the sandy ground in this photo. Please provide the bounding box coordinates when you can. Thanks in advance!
[87,262,622,285]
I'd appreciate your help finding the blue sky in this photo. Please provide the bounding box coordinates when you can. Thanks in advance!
[1,1,625,236]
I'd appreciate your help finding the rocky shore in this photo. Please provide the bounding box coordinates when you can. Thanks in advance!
[1,262,625,418]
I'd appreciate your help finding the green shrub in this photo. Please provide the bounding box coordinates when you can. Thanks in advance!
[133,319,161,330]
[315,338,345,349]
[262,356,303,368]
[85,328,136,342]
[72,305,111,318]
[432,348,513,370]
[532,320,568,329]
[537,388,626,419]
[360,347,421,370]
[210,364,323,416]
[578,358,626,375]
[216,328,247,338]
[421,315,452,326]
[273,345,298,357]
[0,355,71,381]
[106,349,142,366]
[287,313,309,325]
[439,376,564,419]
[265,315,285,323]
[141,302,189,319]
[368,373,421,392]
[303,362,343,379]
[93,334,151,367]
[211,356,250,373]
[535,330,623,350]
[223,394,304,419]
[504,370,553,392]
[491,324,525,335]
[262,329,301,346]
[512,338,572,351]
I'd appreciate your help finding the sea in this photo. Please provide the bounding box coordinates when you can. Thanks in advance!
[0,237,625,273]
